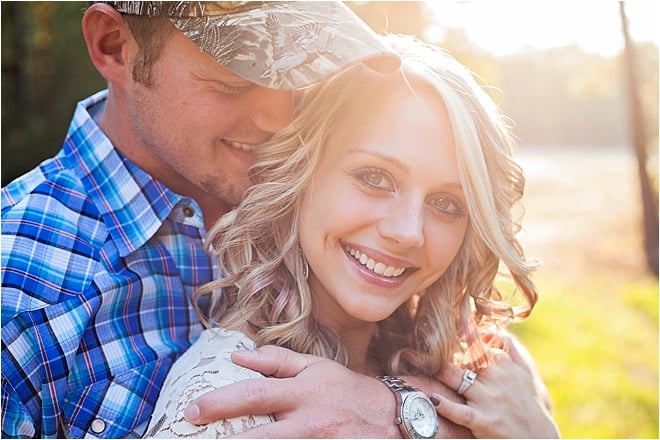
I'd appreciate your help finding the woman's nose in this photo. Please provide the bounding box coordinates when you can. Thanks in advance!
[377,202,425,249]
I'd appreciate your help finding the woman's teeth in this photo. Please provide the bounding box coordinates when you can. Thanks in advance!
[346,247,406,278]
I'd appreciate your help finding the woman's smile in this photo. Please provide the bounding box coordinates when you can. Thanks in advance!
[344,245,408,278]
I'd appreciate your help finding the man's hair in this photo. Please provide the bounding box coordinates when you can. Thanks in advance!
[89,2,176,85]
[122,14,176,86]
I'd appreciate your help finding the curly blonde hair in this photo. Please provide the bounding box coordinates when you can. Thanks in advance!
[196,34,538,377]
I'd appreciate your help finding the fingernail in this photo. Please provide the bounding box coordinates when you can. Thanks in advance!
[233,348,257,357]
[184,403,200,422]
[429,394,441,406]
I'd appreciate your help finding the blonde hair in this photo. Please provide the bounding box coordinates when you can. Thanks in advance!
[196,34,538,376]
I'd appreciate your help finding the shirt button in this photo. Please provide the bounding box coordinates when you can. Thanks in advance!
[90,418,106,434]
[183,206,195,217]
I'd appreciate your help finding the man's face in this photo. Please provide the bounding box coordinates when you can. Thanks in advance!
[122,29,294,218]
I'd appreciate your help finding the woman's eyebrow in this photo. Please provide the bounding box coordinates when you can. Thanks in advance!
[349,148,408,171]
[348,148,463,190]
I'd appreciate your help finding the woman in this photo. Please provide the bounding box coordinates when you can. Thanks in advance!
[145,35,559,438]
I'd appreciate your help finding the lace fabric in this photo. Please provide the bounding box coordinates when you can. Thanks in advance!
[145,329,274,438]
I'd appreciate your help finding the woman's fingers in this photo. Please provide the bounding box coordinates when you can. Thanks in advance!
[436,362,475,395]
[430,393,479,430]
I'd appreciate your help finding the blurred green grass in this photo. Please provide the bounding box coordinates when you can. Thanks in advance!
[513,275,658,438]
[512,147,659,438]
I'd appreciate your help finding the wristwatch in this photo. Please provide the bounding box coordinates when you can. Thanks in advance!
[377,375,439,439]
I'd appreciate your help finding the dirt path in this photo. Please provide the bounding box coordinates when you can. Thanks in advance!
[515,146,647,279]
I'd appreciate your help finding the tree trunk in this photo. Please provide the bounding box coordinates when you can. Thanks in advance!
[619,2,659,276]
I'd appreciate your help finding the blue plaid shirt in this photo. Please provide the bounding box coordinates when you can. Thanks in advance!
[2,90,214,438]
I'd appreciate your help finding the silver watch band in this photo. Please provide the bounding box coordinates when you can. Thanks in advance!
[377,375,438,439]
[378,376,418,438]
[377,375,421,394]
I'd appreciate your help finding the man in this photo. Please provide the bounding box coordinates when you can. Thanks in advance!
[2,2,552,438]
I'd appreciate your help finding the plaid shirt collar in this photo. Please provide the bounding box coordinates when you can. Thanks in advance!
[65,90,184,257]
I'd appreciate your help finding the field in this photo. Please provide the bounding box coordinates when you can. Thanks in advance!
[511,146,658,438]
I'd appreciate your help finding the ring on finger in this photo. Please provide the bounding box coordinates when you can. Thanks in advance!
[456,369,477,395]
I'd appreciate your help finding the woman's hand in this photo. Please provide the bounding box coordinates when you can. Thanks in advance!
[432,335,560,438]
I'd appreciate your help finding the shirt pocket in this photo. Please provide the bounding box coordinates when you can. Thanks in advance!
[62,357,172,439]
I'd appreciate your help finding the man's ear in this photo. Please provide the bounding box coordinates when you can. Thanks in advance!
[82,3,135,84]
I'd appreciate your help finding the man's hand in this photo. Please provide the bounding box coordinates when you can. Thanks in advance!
[184,345,469,438]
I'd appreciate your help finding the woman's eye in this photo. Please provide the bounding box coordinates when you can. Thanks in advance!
[355,169,394,191]
[430,195,466,218]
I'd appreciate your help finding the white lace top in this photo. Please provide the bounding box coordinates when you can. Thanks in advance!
[144,329,275,438]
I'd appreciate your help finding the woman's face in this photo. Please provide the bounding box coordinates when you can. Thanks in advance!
[298,80,469,331]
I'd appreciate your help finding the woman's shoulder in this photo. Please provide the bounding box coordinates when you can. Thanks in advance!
[145,328,274,438]
[163,327,265,395]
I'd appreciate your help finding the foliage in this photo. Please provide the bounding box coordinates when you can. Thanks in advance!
[1,2,105,185]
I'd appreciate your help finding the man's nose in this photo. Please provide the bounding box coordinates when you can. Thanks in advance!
[251,87,295,133]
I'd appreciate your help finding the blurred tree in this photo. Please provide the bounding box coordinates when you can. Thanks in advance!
[1,2,105,186]
[619,2,659,276]
[496,47,628,147]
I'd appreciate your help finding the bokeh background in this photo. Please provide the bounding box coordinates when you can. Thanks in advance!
[2,2,658,437]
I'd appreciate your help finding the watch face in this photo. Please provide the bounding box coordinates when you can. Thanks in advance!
[403,394,438,439]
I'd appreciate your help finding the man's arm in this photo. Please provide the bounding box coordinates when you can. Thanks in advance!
[184,345,470,438]
[2,377,36,438]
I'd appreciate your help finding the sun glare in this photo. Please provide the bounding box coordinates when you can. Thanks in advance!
[425,0,659,56]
